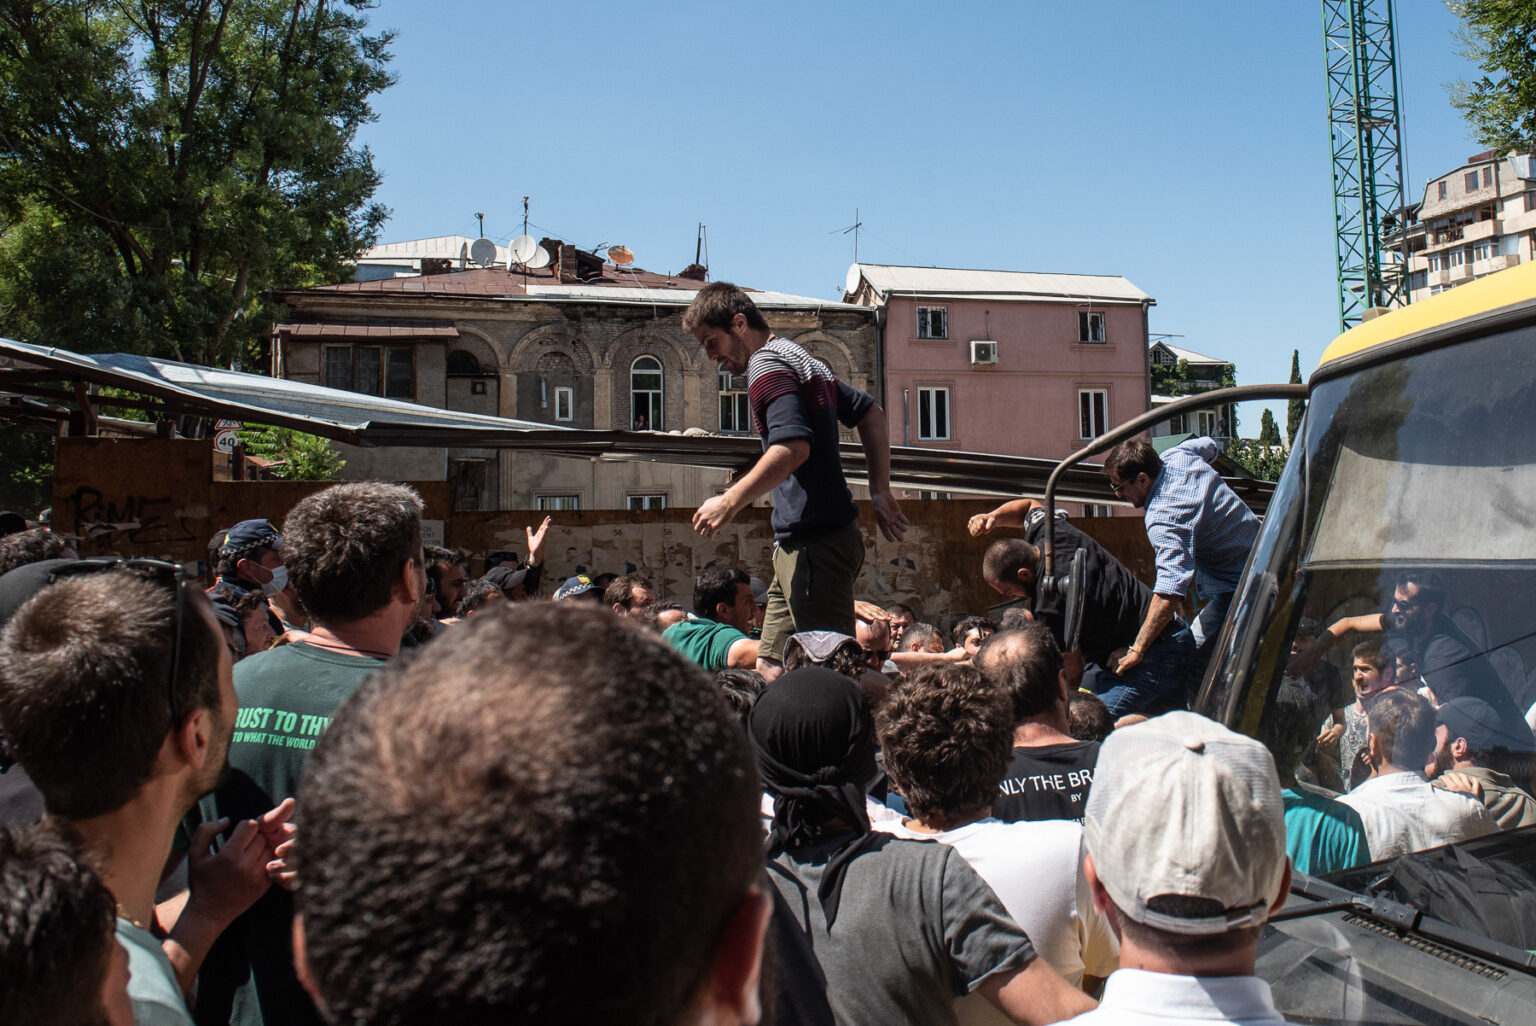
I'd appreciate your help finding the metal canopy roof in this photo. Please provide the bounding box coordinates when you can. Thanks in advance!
[0,337,1276,511]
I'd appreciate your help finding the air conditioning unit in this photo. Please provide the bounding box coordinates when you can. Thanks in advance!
[969,339,998,365]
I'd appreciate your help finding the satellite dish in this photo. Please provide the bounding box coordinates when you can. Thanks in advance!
[470,237,498,266]
[526,245,551,269]
[510,235,538,265]
[608,245,634,266]
[844,263,862,296]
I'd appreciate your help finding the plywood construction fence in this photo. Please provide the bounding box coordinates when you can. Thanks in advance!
[50,437,1156,624]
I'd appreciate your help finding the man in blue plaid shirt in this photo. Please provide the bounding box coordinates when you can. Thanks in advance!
[1102,436,1259,690]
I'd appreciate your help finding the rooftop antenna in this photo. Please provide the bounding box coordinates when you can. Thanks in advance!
[521,197,530,289]
[475,211,485,237]
[832,208,862,263]
[696,222,709,274]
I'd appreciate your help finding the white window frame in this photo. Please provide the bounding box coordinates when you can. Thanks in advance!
[554,386,574,422]
[917,386,951,441]
[630,355,664,431]
[1195,409,1218,438]
[536,495,580,511]
[717,369,751,433]
[1078,311,1106,344]
[627,494,667,511]
[916,306,948,339]
[1078,388,1108,440]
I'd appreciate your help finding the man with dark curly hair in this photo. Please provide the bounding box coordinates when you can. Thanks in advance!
[197,481,425,1026]
[0,822,133,1026]
[875,664,1117,1000]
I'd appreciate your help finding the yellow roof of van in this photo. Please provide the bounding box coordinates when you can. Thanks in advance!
[1319,260,1536,368]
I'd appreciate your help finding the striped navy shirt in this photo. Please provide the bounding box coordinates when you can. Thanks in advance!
[747,337,872,538]
[1143,437,1260,599]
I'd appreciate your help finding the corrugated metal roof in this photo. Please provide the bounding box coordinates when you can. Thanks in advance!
[1154,342,1228,365]
[0,338,1275,509]
[851,263,1152,303]
[275,322,460,340]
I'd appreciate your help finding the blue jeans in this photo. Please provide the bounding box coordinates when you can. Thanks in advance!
[1082,623,1195,718]
[1187,590,1234,695]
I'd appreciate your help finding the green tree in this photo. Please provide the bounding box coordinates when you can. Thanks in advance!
[236,425,345,481]
[1286,349,1305,448]
[1449,0,1536,152]
[0,424,53,513]
[1225,439,1289,482]
[0,1,394,367]
[1258,409,1280,447]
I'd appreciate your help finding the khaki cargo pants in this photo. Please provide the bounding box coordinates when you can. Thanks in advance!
[758,519,865,663]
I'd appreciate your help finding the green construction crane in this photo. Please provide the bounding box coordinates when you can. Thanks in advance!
[1322,0,1410,330]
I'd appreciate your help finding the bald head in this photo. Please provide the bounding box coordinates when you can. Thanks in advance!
[975,624,1067,725]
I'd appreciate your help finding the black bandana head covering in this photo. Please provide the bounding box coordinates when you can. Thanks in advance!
[748,667,880,927]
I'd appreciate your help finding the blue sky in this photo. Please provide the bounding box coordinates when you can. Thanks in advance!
[357,1,1488,437]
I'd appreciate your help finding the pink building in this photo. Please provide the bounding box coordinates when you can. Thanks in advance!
[844,264,1154,508]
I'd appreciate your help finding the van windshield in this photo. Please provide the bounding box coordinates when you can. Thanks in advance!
[1198,321,1536,862]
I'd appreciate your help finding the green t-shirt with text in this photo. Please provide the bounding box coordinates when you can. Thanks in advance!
[195,641,384,1026]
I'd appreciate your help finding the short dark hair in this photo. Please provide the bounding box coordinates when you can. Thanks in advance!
[681,281,769,334]
[975,624,1063,721]
[902,622,940,651]
[951,615,997,647]
[1395,570,1445,611]
[0,530,68,577]
[783,636,867,679]
[423,544,463,582]
[715,667,767,727]
[997,606,1034,631]
[1068,691,1114,742]
[877,664,1013,822]
[694,564,749,620]
[456,579,503,617]
[1367,688,1437,768]
[297,604,763,1025]
[982,538,1035,585]
[604,574,655,610]
[1351,639,1387,673]
[885,603,915,619]
[281,482,423,625]
[0,823,117,1026]
[215,542,275,581]
[1103,438,1162,483]
[0,573,222,818]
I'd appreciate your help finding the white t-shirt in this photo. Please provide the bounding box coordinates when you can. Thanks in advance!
[1338,770,1497,860]
[875,817,1118,1025]
[1065,968,1289,1025]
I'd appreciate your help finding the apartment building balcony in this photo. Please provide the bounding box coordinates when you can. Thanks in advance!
[1448,262,1475,282]
[1425,267,1451,287]
[1479,253,1521,273]
[1461,218,1500,242]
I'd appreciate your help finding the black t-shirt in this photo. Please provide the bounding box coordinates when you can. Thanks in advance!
[1027,514,1150,667]
[1396,615,1531,733]
[993,741,1101,823]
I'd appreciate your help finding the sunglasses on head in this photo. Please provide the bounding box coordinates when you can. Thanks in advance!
[48,558,192,720]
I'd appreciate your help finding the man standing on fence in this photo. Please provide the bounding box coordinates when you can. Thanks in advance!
[685,282,907,678]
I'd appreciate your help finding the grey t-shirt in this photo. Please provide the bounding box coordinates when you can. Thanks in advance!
[118,918,193,1026]
[768,831,1036,1026]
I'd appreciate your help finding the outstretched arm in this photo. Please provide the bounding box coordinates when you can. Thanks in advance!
[968,498,1043,537]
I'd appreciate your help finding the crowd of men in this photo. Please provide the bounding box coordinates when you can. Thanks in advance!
[1,282,1533,1026]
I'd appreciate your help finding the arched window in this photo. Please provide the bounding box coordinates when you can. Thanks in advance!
[446,350,483,375]
[630,356,663,431]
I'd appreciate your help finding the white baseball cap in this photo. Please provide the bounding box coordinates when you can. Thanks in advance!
[1083,711,1288,935]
